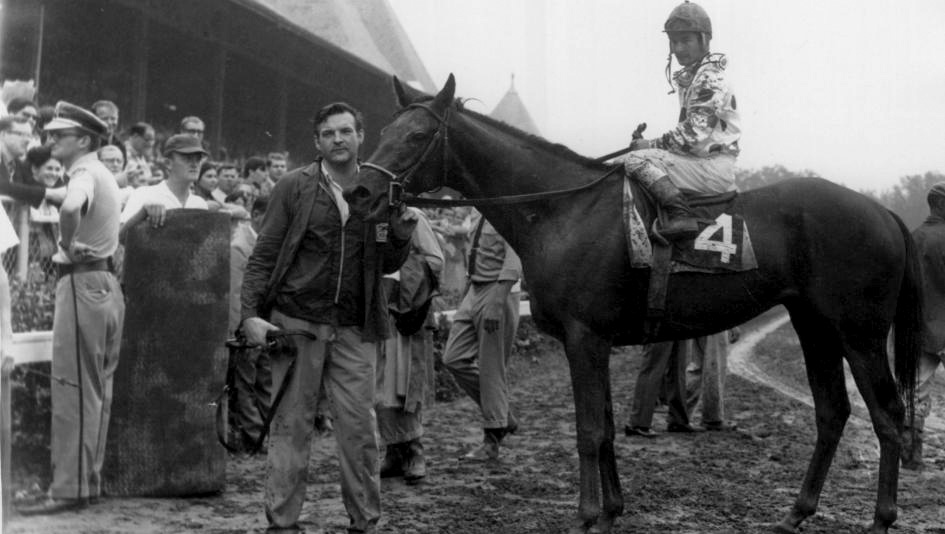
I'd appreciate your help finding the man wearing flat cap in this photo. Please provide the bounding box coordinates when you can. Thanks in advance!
[20,101,125,515]
[900,182,945,470]
[120,133,209,233]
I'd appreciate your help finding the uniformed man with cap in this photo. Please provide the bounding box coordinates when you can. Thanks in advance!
[622,0,741,240]
[20,102,125,515]
[900,182,945,470]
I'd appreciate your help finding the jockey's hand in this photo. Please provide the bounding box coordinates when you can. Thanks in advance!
[728,327,741,344]
[241,317,279,347]
[629,123,650,151]
[629,138,651,152]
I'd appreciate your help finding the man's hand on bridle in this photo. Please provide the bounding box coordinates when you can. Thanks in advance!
[389,204,418,241]
[242,317,280,347]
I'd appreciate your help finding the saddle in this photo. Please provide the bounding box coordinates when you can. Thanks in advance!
[622,177,758,336]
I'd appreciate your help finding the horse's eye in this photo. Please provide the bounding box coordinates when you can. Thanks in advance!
[408,131,430,142]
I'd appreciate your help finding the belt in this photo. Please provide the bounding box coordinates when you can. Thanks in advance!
[57,258,114,278]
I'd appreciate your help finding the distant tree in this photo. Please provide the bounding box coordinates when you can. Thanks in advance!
[862,171,944,230]
[734,165,821,191]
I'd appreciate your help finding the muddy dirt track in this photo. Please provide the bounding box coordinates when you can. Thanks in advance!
[8,310,945,533]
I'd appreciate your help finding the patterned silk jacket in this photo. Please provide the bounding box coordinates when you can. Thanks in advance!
[656,53,741,158]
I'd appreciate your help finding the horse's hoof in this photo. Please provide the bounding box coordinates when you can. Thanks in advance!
[771,522,797,534]
[569,519,594,534]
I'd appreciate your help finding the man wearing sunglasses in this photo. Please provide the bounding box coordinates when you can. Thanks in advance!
[20,101,124,515]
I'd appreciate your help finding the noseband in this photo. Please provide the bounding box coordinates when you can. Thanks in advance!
[360,102,450,208]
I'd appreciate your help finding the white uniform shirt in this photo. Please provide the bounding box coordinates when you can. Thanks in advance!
[120,180,208,224]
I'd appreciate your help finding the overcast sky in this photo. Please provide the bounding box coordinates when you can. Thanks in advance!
[388,0,945,192]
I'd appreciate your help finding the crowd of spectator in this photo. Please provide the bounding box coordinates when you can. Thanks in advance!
[0,93,296,280]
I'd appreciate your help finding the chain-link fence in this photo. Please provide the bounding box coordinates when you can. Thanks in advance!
[2,197,58,333]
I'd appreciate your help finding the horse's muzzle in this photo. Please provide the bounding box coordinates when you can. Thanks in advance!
[344,184,390,223]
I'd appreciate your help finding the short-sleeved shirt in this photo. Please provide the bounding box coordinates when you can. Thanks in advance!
[54,152,121,264]
[467,209,522,284]
[120,180,208,223]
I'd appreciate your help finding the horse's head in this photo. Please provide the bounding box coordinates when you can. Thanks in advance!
[346,74,457,222]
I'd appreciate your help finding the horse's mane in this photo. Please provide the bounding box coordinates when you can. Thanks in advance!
[405,95,610,171]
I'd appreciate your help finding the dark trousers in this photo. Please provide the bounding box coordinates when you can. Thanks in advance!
[628,340,691,428]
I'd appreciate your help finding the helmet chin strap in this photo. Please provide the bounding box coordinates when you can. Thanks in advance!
[664,35,711,94]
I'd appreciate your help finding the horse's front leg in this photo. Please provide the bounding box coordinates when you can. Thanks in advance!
[564,320,622,534]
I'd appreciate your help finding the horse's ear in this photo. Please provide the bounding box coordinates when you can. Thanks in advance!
[392,76,431,107]
[393,76,411,107]
[432,73,456,111]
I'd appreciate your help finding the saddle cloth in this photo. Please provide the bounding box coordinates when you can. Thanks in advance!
[622,176,758,273]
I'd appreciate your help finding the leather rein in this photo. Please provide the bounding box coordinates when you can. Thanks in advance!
[360,103,622,208]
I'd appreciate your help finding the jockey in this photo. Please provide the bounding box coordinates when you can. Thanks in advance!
[624,0,740,240]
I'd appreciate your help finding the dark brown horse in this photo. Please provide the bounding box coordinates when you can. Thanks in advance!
[347,75,921,534]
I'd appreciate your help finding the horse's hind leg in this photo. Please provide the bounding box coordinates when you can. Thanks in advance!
[842,336,903,534]
[775,312,850,533]
[563,321,623,534]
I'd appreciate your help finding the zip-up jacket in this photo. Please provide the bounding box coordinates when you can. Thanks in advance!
[240,158,410,342]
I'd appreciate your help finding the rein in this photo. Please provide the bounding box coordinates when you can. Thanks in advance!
[403,165,622,207]
[362,102,623,208]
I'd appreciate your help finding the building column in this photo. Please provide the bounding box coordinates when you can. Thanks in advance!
[130,14,150,122]
[275,73,288,153]
[210,45,226,159]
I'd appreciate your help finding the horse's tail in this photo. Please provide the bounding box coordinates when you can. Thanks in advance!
[891,211,922,427]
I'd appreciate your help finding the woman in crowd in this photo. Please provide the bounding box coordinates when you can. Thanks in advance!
[150,161,168,184]
[24,145,64,275]
[195,161,225,208]
[26,145,64,189]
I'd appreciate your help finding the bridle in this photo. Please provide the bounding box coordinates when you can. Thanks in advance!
[360,102,452,209]
[360,102,622,209]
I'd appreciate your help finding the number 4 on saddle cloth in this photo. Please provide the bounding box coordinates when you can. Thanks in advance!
[622,176,758,335]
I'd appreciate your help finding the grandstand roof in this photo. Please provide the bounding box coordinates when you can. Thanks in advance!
[258,0,435,92]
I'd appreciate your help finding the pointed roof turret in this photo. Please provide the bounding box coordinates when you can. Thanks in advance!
[490,74,541,136]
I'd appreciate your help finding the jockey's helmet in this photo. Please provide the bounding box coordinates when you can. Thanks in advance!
[664,1,712,37]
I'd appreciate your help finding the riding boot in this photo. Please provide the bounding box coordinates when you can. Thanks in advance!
[900,428,924,471]
[645,176,699,240]
[402,439,426,485]
[380,443,405,478]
